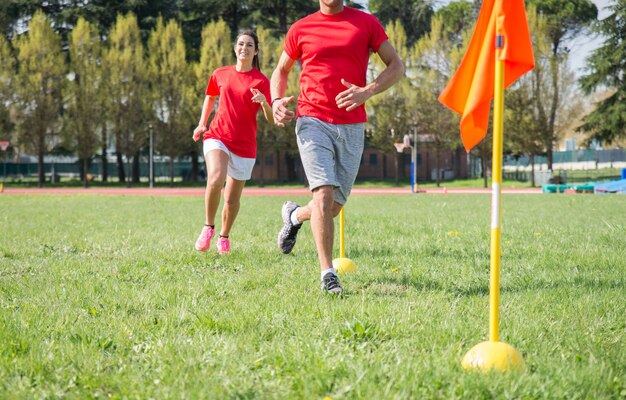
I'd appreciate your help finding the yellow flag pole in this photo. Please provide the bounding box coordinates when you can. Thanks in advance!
[489,37,505,344]
[332,207,356,274]
[461,7,525,372]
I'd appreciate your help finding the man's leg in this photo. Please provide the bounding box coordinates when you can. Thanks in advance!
[290,198,342,224]
[309,185,337,270]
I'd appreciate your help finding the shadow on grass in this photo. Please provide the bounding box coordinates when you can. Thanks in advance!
[359,274,444,296]
[358,272,625,298]
[450,276,626,297]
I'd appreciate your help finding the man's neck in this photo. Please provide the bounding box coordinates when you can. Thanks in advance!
[320,3,344,15]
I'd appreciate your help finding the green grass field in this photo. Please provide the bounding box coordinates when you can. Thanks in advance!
[1,193,625,399]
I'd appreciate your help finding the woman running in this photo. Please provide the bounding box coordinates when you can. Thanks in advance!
[193,29,273,254]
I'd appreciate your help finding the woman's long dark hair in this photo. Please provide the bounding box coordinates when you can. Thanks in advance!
[237,29,261,71]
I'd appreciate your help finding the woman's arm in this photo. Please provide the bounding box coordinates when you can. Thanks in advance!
[193,95,217,141]
[250,88,274,125]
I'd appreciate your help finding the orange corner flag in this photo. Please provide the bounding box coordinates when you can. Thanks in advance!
[438,0,535,152]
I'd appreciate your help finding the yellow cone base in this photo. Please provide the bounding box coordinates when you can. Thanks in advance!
[332,258,357,274]
[462,341,525,372]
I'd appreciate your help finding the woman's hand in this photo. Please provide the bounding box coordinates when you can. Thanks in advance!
[250,88,266,104]
[193,125,206,142]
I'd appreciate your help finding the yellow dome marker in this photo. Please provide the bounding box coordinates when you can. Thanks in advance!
[332,207,357,274]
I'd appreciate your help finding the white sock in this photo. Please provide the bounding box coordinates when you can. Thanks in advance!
[290,207,301,225]
[321,267,336,279]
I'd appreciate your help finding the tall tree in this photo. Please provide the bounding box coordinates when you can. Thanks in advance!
[434,0,476,47]
[148,17,194,187]
[0,1,20,39]
[505,80,544,187]
[369,0,434,46]
[193,19,232,180]
[522,5,584,173]
[267,35,302,183]
[3,0,182,43]
[367,20,411,185]
[65,17,103,188]
[14,11,65,187]
[0,35,15,144]
[578,0,626,145]
[255,25,281,186]
[246,0,319,35]
[105,13,149,186]
[195,19,232,92]
[526,0,597,169]
[410,16,462,186]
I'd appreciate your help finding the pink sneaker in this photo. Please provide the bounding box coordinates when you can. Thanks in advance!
[216,236,230,255]
[195,225,215,252]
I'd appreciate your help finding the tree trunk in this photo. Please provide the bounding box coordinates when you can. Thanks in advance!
[38,149,45,188]
[116,151,125,184]
[79,158,85,182]
[279,0,288,34]
[435,148,441,187]
[547,144,554,172]
[425,149,429,182]
[382,154,387,180]
[132,151,140,184]
[191,149,199,182]
[83,158,89,188]
[394,152,400,186]
[126,155,131,188]
[530,154,536,187]
[482,156,488,188]
[547,53,560,172]
[101,125,108,182]
[286,153,296,181]
[169,157,175,188]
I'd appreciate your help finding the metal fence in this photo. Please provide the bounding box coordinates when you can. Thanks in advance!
[504,149,626,167]
[0,159,198,182]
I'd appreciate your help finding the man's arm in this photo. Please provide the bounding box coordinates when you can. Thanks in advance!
[335,40,405,111]
[270,51,297,127]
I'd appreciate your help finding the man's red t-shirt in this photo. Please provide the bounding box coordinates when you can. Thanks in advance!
[203,66,271,158]
[284,7,388,124]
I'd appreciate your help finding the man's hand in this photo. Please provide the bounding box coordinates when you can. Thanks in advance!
[335,79,373,111]
[272,96,295,127]
[193,125,206,142]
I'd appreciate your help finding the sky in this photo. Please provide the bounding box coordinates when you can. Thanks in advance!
[568,0,611,75]
[355,0,612,76]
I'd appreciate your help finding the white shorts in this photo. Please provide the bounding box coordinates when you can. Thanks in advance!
[203,139,256,181]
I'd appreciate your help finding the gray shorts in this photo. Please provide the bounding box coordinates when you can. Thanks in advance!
[295,116,364,205]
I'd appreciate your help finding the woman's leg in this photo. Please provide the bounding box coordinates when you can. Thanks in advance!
[204,150,229,225]
[220,176,246,236]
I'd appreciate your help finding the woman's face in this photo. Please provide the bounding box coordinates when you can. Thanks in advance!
[234,35,257,63]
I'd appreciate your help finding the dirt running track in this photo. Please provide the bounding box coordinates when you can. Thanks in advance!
[1,187,542,196]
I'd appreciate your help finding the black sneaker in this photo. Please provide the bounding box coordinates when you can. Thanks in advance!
[277,201,301,254]
[321,273,343,295]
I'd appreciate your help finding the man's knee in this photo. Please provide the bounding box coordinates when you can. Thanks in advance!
[312,186,335,213]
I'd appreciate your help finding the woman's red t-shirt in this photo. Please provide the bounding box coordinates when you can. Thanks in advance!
[203,66,271,158]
